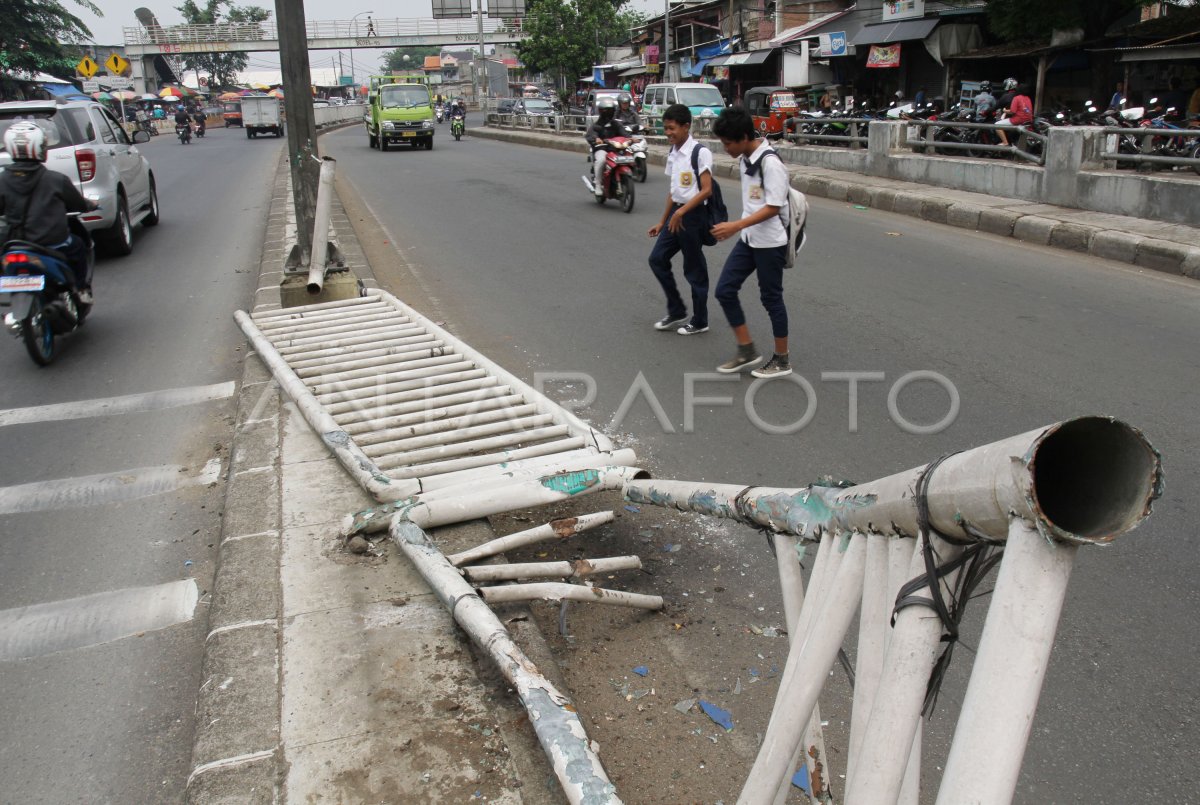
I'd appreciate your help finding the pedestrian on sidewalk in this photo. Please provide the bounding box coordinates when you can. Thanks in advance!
[710,106,793,378]
[647,103,714,335]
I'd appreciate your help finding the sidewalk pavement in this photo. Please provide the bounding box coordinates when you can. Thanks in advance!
[472,125,1200,280]
[185,151,565,804]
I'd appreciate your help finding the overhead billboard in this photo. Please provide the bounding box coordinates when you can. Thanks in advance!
[487,0,525,17]
[432,0,472,20]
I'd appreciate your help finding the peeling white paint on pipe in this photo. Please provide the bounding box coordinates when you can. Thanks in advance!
[306,157,337,294]
[415,448,639,497]
[479,583,663,609]
[391,520,622,805]
[462,555,642,582]
[381,436,588,481]
[448,511,616,566]
[847,532,891,784]
[0,459,221,515]
[935,518,1077,805]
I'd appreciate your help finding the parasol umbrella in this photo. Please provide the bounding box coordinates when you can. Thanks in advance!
[218,91,241,101]
[112,90,137,101]
[252,82,271,91]
[140,93,158,101]
[160,95,181,104]
[268,88,284,99]
[91,91,114,101]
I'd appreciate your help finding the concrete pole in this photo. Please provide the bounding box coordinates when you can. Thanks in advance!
[935,517,1078,805]
[476,0,486,103]
[274,0,321,263]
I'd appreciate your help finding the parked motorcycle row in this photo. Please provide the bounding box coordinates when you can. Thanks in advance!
[786,99,1199,172]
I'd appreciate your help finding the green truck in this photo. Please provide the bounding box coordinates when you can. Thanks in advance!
[365,75,435,151]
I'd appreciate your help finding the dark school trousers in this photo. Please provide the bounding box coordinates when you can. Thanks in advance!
[648,204,709,329]
[715,239,788,338]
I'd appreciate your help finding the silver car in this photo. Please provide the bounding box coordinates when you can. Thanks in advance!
[0,99,159,256]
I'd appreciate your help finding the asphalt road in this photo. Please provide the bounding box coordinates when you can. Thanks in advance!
[322,119,1200,803]
[0,125,278,803]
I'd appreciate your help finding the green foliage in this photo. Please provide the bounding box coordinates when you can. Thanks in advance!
[0,0,100,77]
[517,0,632,88]
[381,46,441,74]
[175,0,270,88]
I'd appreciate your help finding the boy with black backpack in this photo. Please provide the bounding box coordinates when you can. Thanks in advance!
[710,106,797,378]
[647,103,718,336]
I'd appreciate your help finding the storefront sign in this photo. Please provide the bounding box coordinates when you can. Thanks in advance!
[882,0,924,21]
[866,43,901,68]
[818,31,848,57]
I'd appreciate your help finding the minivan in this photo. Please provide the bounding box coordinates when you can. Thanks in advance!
[640,82,726,130]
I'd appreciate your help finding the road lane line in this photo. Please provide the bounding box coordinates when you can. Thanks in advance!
[0,579,199,661]
[0,459,223,515]
[0,381,236,427]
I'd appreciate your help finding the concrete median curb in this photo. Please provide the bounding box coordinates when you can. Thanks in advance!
[473,125,1200,279]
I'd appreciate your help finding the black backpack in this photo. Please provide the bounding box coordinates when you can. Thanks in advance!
[690,144,727,245]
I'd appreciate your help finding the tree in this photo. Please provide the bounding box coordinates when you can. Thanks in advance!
[176,0,270,89]
[517,0,632,90]
[382,46,441,73]
[0,0,101,78]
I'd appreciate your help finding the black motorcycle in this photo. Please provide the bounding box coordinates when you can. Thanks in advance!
[177,122,192,144]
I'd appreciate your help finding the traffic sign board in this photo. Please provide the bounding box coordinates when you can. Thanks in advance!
[105,53,129,76]
[82,80,100,93]
[77,56,99,78]
[82,77,134,93]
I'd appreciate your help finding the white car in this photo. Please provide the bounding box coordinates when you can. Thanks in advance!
[0,99,159,256]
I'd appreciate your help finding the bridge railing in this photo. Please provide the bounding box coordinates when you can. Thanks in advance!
[123,15,528,46]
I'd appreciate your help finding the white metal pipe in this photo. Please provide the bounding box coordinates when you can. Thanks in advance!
[448,511,615,566]
[309,356,471,395]
[299,344,453,383]
[842,536,964,805]
[390,520,621,805]
[771,533,832,805]
[479,583,663,610]
[342,391,523,436]
[462,555,641,582]
[289,334,439,370]
[234,309,414,502]
[935,518,1077,805]
[342,450,640,535]
[375,425,572,471]
[276,321,424,352]
[887,538,921,805]
[737,532,868,805]
[253,291,380,319]
[378,291,613,452]
[256,304,392,334]
[334,379,504,425]
[847,532,892,784]
[307,157,337,294]
[382,436,589,481]
[363,414,555,458]
[624,418,1161,546]
[322,370,489,413]
[269,316,409,345]
[356,403,539,448]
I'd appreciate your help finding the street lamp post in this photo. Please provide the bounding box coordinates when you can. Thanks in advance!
[350,10,374,87]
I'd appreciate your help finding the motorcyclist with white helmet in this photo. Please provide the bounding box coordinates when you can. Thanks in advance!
[0,121,98,303]
[586,96,626,197]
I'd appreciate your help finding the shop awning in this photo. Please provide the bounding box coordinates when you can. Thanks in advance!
[619,65,649,77]
[770,10,851,47]
[852,18,939,46]
[40,82,89,99]
[708,48,776,68]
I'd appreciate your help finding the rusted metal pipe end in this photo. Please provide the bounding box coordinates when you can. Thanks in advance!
[1027,416,1162,544]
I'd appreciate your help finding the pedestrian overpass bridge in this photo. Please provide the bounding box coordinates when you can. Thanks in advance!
[122,16,528,57]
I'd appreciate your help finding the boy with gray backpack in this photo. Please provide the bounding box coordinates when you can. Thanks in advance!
[710,106,808,378]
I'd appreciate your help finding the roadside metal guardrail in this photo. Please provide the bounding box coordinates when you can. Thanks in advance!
[786,116,871,149]
[902,118,1048,165]
[1098,125,1200,172]
[483,107,717,138]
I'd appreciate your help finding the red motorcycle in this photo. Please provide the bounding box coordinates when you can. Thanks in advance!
[582,136,636,213]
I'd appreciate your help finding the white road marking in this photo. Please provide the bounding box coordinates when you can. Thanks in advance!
[0,579,199,661]
[0,381,236,427]
[0,460,224,515]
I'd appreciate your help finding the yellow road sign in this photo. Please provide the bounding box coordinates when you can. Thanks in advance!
[76,56,99,79]
[105,53,130,76]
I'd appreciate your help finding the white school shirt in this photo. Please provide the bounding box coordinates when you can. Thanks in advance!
[739,138,789,248]
[664,136,712,205]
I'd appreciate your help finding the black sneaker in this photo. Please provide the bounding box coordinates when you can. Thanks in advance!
[654,314,688,331]
[716,343,762,373]
[751,354,792,378]
[676,323,709,335]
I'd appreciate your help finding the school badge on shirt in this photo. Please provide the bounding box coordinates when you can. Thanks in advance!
[680,171,694,187]
[749,185,764,201]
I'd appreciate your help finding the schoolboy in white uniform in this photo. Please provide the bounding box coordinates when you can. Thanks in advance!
[710,106,793,377]
[647,104,713,335]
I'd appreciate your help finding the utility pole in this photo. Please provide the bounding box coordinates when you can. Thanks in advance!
[274,0,320,264]
[476,0,486,102]
[664,0,671,83]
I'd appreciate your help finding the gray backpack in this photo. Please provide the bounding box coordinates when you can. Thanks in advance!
[756,149,809,268]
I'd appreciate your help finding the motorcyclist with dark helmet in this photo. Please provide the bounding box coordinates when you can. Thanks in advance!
[0,121,98,303]
[586,96,625,197]
[973,80,996,119]
[615,92,640,129]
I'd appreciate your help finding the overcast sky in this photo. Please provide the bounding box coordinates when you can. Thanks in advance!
[76,0,657,80]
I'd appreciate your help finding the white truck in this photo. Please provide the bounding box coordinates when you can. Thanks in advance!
[241,95,285,139]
